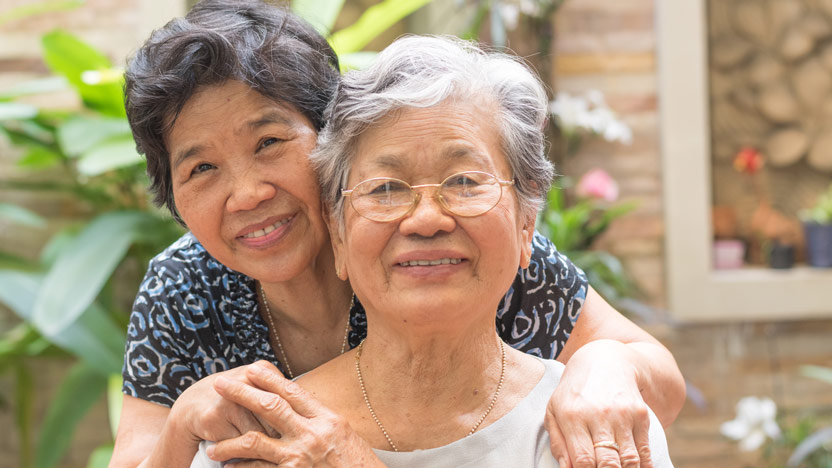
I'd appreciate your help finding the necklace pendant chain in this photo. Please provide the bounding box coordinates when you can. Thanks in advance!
[259,283,353,380]
[355,336,506,452]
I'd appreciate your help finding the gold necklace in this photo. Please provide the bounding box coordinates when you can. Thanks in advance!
[259,283,353,379]
[355,337,506,452]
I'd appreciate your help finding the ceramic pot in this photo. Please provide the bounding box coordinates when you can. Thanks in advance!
[803,222,832,268]
[713,239,745,270]
[768,242,795,269]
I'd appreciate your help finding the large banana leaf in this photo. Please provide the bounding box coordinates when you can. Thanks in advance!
[0,202,46,228]
[41,30,125,117]
[0,102,38,120]
[0,270,123,373]
[0,77,68,101]
[291,0,345,35]
[78,135,144,176]
[31,211,155,337]
[329,0,433,54]
[34,361,108,468]
[56,116,131,157]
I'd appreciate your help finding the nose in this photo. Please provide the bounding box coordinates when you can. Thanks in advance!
[397,191,456,237]
[225,167,277,213]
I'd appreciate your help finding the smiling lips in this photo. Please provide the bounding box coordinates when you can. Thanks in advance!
[398,258,462,267]
[241,217,292,239]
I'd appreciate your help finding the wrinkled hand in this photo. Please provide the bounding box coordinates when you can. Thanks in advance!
[207,360,382,467]
[171,364,274,445]
[546,341,653,468]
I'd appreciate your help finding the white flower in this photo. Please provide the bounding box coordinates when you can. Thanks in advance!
[548,90,633,145]
[720,396,782,451]
[499,4,520,30]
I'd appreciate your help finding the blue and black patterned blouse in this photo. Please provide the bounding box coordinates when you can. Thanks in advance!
[122,231,588,407]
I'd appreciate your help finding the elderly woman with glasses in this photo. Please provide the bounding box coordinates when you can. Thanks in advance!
[198,35,674,468]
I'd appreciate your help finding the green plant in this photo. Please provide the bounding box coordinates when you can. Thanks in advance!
[800,185,832,225]
[0,1,434,466]
[537,177,637,305]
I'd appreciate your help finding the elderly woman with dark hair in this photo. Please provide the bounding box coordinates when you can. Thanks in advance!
[200,35,674,468]
[112,1,684,467]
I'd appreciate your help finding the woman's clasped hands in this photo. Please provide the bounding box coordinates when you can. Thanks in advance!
[200,361,380,468]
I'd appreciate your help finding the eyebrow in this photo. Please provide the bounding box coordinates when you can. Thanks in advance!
[245,111,294,132]
[171,111,295,170]
[365,145,490,171]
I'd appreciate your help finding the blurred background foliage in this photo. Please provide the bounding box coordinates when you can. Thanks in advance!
[0,0,641,466]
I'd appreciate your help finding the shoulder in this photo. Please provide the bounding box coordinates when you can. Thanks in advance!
[145,232,228,279]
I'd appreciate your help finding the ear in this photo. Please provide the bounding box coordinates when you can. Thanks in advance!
[519,212,536,269]
[322,202,349,281]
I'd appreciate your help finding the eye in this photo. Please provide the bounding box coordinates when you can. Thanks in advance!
[259,137,283,151]
[445,174,481,188]
[191,162,215,175]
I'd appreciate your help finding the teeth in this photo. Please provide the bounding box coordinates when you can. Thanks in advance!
[243,218,291,239]
[400,258,462,267]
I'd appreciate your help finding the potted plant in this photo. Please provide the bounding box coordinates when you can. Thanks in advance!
[799,184,832,268]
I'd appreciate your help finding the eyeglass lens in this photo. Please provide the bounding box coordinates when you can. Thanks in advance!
[349,172,503,221]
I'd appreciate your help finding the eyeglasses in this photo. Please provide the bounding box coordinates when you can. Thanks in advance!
[341,171,515,222]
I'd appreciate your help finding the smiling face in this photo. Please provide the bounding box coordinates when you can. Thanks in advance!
[330,100,535,334]
[167,80,329,282]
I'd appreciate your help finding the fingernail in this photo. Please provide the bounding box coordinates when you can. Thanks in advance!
[558,457,567,467]
[249,364,266,376]
[206,445,215,457]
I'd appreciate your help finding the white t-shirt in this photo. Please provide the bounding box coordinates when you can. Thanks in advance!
[192,358,673,468]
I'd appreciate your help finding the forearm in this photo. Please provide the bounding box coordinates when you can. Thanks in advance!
[111,395,200,468]
[558,287,685,426]
[624,339,685,426]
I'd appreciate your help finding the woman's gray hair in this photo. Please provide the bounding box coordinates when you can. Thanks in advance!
[311,35,554,226]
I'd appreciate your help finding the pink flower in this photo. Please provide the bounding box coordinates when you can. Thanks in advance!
[576,169,619,202]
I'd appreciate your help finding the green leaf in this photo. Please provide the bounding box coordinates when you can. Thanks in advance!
[801,365,832,386]
[34,361,107,468]
[50,302,125,374]
[291,0,345,35]
[0,250,38,270]
[77,135,143,175]
[1,120,57,148]
[0,0,83,26]
[0,102,38,120]
[0,203,46,228]
[41,30,125,117]
[39,226,79,267]
[0,270,121,372]
[56,116,130,157]
[17,146,63,169]
[0,76,68,101]
[32,211,152,337]
[107,374,122,438]
[0,270,42,321]
[330,0,433,54]
[338,52,378,71]
[14,362,34,468]
[86,445,113,468]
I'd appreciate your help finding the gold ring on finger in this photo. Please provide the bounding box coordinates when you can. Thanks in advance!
[593,440,620,452]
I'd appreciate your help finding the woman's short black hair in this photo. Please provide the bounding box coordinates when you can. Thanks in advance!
[124,0,340,222]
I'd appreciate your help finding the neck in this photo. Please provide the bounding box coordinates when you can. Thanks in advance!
[355,321,510,451]
[259,245,351,333]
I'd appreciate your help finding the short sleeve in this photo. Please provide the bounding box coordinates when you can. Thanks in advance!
[122,261,205,407]
[496,231,588,359]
